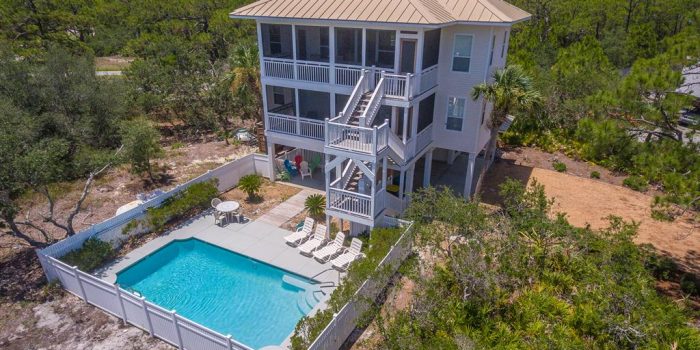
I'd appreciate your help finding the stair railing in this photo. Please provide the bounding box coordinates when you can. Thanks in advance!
[337,69,369,124]
[360,71,386,127]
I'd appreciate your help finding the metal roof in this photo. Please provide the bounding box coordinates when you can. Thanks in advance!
[230,0,530,25]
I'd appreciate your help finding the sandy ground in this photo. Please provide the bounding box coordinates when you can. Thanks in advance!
[0,293,172,350]
[481,147,698,274]
[221,179,301,220]
[1,141,255,257]
[1,139,254,350]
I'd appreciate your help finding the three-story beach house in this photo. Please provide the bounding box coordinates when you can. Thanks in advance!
[230,0,530,233]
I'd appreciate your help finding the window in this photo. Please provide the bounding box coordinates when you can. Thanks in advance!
[335,28,362,65]
[273,87,285,105]
[296,26,329,62]
[422,29,441,68]
[418,94,435,132]
[489,35,496,66]
[270,25,282,55]
[452,34,473,72]
[446,97,466,131]
[501,31,509,58]
[366,29,395,69]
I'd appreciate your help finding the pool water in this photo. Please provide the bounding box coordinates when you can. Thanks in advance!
[116,238,318,349]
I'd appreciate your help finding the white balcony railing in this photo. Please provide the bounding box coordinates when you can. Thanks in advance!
[328,188,372,218]
[268,113,297,135]
[415,124,433,152]
[267,113,325,140]
[383,73,413,100]
[335,65,364,86]
[296,61,330,83]
[263,58,294,80]
[420,65,438,92]
[299,117,324,140]
[325,120,389,154]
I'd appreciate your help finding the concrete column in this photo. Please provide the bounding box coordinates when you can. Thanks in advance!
[422,148,433,187]
[402,108,408,143]
[398,169,405,199]
[405,164,415,195]
[464,152,477,198]
[267,142,276,182]
[391,107,398,133]
[382,156,388,190]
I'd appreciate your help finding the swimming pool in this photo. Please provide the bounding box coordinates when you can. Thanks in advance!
[116,238,320,349]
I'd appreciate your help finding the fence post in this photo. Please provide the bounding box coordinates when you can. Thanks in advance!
[171,310,184,349]
[141,296,154,336]
[114,284,127,323]
[226,334,234,350]
[72,266,87,300]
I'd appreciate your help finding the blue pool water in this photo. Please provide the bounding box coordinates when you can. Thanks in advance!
[116,238,318,349]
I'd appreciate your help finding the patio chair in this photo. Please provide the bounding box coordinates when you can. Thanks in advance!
[308,154,322,173]
[294,154,303,173]
[284,159,298,177]
[300,161,312,180]
[331,238,364,271]
[312,232,346,263]
[297,224,328,256]
[211,198,223,224]
[214,210,225,226]
[284,217,314,246]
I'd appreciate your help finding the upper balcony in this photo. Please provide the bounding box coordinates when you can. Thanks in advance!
[259,24,440,101]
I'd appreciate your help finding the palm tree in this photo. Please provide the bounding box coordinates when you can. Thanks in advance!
[230,44,262,123]
[471,65,541,195]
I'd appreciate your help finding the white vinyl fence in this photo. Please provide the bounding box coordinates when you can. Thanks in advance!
[36,153,269,350]
[308,219,414,350]
[37,255,251,350]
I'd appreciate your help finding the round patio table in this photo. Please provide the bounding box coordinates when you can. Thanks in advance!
[216,201,240,223]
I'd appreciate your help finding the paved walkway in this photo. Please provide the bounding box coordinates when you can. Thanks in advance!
[257,188,323,226]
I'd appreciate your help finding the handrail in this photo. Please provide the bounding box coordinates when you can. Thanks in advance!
[361,75,385,127]
[388,131,405,161]
[338,69,369,124]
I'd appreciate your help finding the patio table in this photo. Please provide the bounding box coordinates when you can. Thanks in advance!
[216,201,241,223]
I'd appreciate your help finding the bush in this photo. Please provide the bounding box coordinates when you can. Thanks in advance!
[304,194,326,220]
[238,174,262,200]
[623,175,648,192]
[680,274,700,296]
[590,170,600,179]
[552,160,567,172]
[146,180,218,231]
[61,238,114,272]
[290,227,403,349]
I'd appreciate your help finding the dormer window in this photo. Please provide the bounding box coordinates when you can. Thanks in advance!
[452,34,473,72]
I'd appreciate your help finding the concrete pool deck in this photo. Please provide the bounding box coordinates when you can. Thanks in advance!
[97,192,341,287]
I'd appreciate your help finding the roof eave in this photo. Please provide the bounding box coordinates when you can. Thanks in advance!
[229,13,531,27]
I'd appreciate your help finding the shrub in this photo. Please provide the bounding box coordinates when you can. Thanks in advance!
[590,170,600,179]
[276,170,291,181]
[146,180,218,231]
[623,175,648,192]
[680,274,700,296]
[304,194,326,220]
[61,238,114,272]
[238,174,263,200]
[552,160,567,172]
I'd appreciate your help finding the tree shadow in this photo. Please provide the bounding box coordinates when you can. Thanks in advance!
[479,156,535,206]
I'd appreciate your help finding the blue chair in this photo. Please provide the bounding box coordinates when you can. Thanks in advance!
[284,159,298,177]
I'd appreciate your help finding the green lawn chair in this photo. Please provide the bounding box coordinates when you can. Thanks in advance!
[308,154,322,174]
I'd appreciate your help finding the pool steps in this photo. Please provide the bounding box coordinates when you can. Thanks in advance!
[283,275,327,315]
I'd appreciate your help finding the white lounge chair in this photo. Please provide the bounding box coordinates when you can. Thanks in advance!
[284,218,314,246]
[300,161,312,180]
[298,224,328,256]
[331,238,364,271]
[313,232,345,263]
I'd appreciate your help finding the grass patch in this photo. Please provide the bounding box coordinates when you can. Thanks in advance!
[60,238,114,272]
[552,160,567,172]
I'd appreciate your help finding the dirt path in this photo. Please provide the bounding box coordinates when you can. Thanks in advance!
[482,147,699,274]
